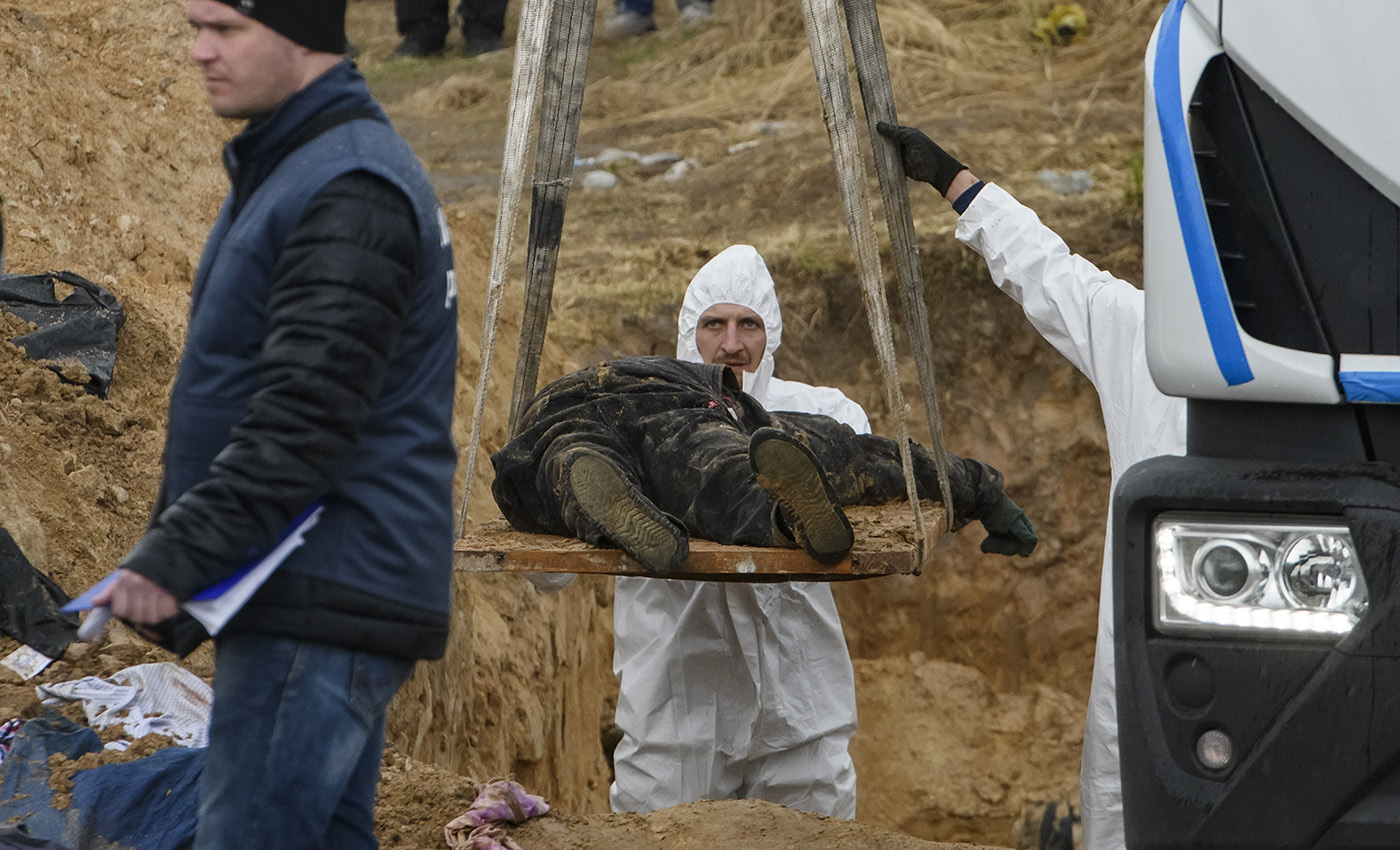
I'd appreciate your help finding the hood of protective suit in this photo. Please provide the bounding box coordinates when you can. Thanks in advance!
[676,245,783,402]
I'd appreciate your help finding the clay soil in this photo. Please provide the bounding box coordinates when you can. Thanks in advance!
[0,0,1163,847]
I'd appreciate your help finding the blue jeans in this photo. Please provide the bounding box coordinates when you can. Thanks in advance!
[194,635,415,850]
[619,0,698,15]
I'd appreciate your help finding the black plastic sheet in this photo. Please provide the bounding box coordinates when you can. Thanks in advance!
[0,527,78,660]
[0,271,124,398]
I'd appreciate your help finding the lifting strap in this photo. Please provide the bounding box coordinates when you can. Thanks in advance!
[507,0,598,436]
[842,0,955,531]
[801,0,927,555]
[457,0,554,535]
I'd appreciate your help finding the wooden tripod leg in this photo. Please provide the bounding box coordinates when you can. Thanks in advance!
[800,0,927,556]
[508,0,600,437]
[843,0,956,530]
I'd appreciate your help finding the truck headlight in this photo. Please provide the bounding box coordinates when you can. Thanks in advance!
[1153,513,1368,639]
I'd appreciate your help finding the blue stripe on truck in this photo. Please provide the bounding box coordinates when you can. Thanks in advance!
[1339,372,1400,403]
[1154,0,1254,386]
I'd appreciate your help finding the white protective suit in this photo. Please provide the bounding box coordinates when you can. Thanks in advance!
[609,245,867,818]
[956,183,1186,850]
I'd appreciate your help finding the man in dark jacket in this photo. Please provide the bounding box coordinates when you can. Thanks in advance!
[92,2,458,847]
[492,356,1036,573]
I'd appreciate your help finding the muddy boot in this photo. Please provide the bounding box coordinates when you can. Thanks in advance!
[749,428,853,565]
[565,450,689,574]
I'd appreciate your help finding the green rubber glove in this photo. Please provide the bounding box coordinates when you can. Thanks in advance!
[978,493,1037,557]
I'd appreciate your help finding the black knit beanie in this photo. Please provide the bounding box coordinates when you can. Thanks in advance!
[214,0,348,53]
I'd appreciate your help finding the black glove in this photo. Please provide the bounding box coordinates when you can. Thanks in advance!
[977,492,1037,558]
[876,121,966,195]
[929,452,1036,558]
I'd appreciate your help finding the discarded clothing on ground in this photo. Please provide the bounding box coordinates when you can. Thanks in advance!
[0,719,22,766]
[452,823,523,850]
[0,710,201,850]
[0,271,124,397]
[0,824,73,850]
[36,662,212,748]
[445,780,550,850]
[0,528,77,660]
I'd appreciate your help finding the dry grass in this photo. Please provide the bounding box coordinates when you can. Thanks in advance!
[584,0,1166,127]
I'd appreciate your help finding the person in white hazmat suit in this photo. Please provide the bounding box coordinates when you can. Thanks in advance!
[878,122,1187,850]
[609,244,865,818]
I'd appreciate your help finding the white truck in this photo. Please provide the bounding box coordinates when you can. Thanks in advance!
[1115,0,1400,846]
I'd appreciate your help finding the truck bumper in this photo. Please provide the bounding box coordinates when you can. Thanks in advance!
[1113,455,1400,848]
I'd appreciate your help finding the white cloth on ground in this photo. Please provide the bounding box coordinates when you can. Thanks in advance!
[956,183,1186,850]
[36,661,213,748]
[610,244,865,818]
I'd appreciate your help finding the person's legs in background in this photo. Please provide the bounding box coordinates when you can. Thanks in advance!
[743,735,857,819]
[677,0,713,30]
[194,634,414,850]
[604,0,713,38]
[612,580,857,819]
[734,578,858,820]
[603,0,657,39]
[610,579,752,812]
[392,0,449,56]
[458,0,508,56]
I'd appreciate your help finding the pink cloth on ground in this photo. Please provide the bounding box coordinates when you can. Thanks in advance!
[443,779,550,850]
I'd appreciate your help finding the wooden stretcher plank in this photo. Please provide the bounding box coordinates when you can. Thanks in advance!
[455,502,946,582]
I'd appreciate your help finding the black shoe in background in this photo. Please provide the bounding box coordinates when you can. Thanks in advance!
[463,34,503,57]
[391,37,445,58]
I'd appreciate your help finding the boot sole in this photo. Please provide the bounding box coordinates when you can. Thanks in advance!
[750,432,853,565]
[569,453,688,574]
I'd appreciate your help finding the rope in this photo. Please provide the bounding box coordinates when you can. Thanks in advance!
[507,0,599,437]
[842,0,956,532]
[801,0,926,558]
[456,0,554,537]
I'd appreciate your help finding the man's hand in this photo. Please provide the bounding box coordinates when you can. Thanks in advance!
[977,493,1037,558]
[876,122,969,197]
[92,569,181,625]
